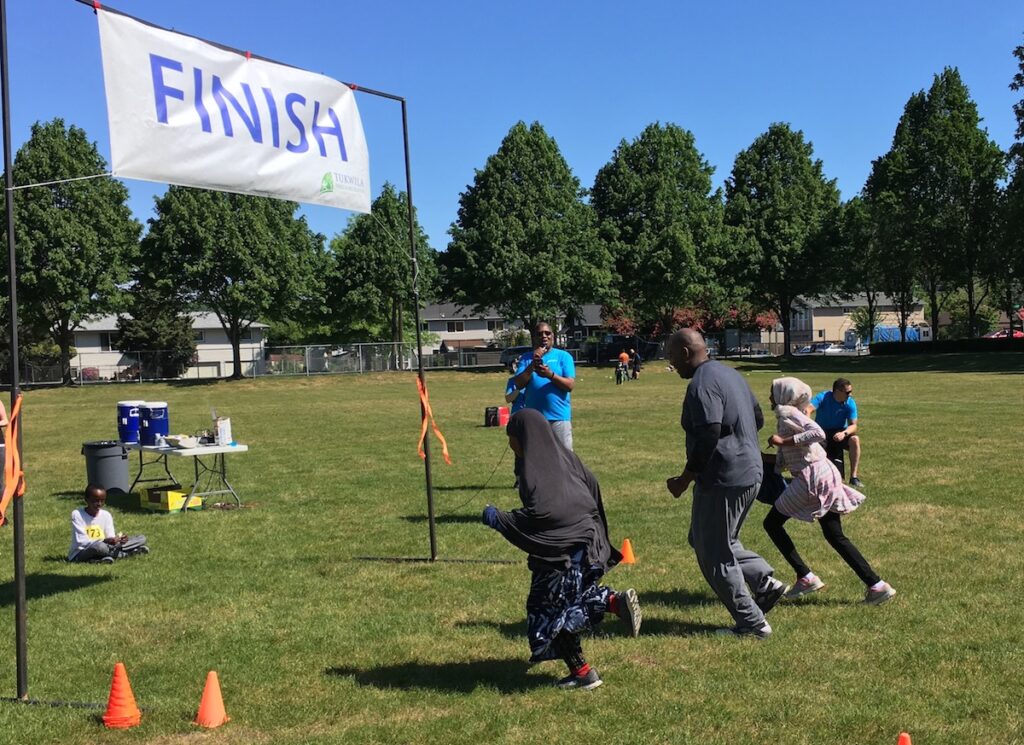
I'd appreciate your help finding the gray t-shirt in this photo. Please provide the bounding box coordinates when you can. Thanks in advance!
[681,360,763,488]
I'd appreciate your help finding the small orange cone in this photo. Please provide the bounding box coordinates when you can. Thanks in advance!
[896,734,912,745]
[194,670,230,728]
[619,538,636,564]
[102,662,141,729]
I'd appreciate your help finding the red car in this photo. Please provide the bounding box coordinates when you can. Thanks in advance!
[982,329,1024,339]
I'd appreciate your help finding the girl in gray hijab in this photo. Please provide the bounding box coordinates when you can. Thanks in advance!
[483,409,641,690]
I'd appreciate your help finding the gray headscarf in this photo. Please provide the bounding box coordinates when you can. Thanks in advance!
[492,409,621,571]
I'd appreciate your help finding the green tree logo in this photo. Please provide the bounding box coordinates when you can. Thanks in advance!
[320,172,334,194]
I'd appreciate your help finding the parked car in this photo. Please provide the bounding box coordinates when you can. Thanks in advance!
[500,345,534,372]
[982,329,1024,339]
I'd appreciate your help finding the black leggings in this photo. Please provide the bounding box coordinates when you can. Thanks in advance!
[763,507,880,586]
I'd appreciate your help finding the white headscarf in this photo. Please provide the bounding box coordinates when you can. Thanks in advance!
[771,376,812,414]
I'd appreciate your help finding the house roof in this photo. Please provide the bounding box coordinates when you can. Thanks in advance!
[422,303,507,321]
[795,294,923,309]
[76,312,269,332]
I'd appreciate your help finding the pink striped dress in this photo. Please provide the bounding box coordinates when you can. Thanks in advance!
[773,406,866,522]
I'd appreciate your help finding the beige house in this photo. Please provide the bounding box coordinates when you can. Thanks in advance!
[788,294,931,347]
[73,313,268,380]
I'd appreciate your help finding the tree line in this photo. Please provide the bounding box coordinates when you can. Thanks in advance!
[4,48,1024,383]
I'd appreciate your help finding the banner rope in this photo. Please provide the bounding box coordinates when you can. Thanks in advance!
[415,377,451,465]
[0,395,26,527]
[7,172,115,191]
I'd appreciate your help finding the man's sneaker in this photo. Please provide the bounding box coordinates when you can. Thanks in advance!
[863,582,896,606]
[556,667,603,690]
[615,588,642,637]
[784,574,826,600]
[715,621,772,640]
[754,578,789,614]
[98,556,115,564]
[850,476,864,488]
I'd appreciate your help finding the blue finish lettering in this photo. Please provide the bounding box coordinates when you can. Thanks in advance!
[311,101,348,161]
[193,67,212,133]
[211,76,262,143]
[262,87,280,148]
[149,54,184,123]
[285,93,309,154]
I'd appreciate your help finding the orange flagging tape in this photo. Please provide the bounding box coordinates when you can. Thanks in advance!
[0,394,25,526]
[416,377,452,465]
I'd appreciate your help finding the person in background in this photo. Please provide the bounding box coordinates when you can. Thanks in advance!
[513,322,576,450]
[0,398,7,492]
[505,375,527,487]
[68,485,149,563]
[664,329,787,639]
[483,409,641,690]
[630,348,643,380]
[762,377,895,605]
[810,378,863,487]
[616,349,631,384]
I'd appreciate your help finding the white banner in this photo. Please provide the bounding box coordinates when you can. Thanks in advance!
[97,10,370,213]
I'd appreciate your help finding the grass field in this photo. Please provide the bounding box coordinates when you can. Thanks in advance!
[1,354,1022,744]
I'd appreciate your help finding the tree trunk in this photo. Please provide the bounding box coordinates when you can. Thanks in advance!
[230,323,243,379]
[926,279,941,342]
[59,323,73,386]
[778,295,792,357]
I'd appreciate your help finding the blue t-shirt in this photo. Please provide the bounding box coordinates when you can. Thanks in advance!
[811,391,858,429]
[505,377,526,414]
[515,348,575,422]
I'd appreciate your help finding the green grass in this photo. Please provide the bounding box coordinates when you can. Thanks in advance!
[1,355,1022,744]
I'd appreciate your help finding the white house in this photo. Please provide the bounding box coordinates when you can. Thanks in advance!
[420,303,524,351]
[72,312,268,380]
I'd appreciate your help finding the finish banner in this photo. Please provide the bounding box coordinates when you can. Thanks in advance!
[97,9,371,213]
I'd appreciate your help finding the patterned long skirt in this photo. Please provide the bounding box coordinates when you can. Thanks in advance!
[525,551,613,663]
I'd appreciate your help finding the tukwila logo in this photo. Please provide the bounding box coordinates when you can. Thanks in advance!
[319,172,335,194]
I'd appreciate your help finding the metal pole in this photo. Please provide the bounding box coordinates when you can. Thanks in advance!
[401,99,436,561]
[1,0,28,699]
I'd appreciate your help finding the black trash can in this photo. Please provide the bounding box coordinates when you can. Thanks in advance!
[82,440,130,495]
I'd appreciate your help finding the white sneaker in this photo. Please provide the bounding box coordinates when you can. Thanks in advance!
[784,574,825,600]
[863,582,896,606]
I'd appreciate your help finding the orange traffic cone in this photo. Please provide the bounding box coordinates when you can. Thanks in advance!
[896,734,912,745]
[102,662,141,729]
[619,538,636,565]
[194,670,230,728]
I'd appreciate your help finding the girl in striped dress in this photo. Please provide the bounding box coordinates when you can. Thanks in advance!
[762,377,896,605]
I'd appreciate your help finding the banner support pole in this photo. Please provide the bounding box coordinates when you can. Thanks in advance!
[1,0,29,700]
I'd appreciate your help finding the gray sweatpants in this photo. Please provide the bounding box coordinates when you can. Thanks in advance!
[688,482,774,629]
[549,420,573,451]
[71,535,148,562]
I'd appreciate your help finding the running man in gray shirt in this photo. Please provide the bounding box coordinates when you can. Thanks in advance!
[665,329,788,638]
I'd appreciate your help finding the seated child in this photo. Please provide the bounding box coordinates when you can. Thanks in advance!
[68,485,149,563]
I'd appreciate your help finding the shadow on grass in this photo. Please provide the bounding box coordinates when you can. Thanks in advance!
[734,352,1024,375]
[325,658,553,693]
[639,588,716,609]
[51,489,155,514]
[400,513,483,524]
[0,572,114,607]
[639,618,723,636]
[432,484,508,492]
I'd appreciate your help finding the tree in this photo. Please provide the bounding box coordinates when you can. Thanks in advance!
[724,123,841,354]
[591,122,747,332]
[116,280,197,379]
[864,155,919,341]
[872,70,1005,338]
[998,35,1024,335]
[2,119,140,383]
[838,197,884,342]
[442,121,611,326]
[328,182,437,344]
[142,187,326,379]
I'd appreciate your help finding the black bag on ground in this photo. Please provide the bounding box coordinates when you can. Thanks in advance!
[484,406,499,427]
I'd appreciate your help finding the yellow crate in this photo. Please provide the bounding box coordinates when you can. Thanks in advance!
[141,488,203,512]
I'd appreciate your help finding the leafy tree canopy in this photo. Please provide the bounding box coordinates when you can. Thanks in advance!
[2,118,140,382]
[443,121,611,326]
[328,182,436,343]
[142,187,326,378]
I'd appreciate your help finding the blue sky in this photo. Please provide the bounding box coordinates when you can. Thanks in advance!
[5,0,1024,251]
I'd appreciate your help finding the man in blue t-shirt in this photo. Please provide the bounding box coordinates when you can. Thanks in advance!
[512,322,576,450]
[810,377,863,487]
